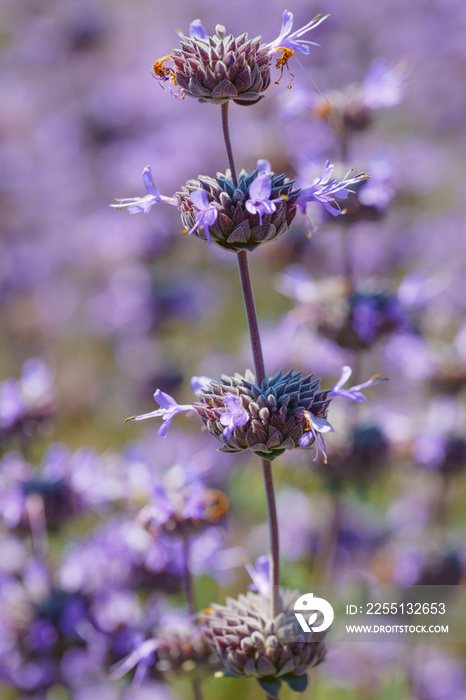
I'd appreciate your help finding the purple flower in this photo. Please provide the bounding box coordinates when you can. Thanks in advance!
[189,19,208,40]
[111,166,178,215]
[362,58,408,110]
[246,555,270,595]
[110,638,159,689]
[328,366,387,403]
[19,359,55,411]
[298,412,334,463]
[137,479,225,536]
[257,159,272,175]
[190,375,213,393]
[268,11,329,55]
[137,484,175,531]
[184,191,218,244]
[297,161,369,217]
[245,172,285,225]
[0,358,55,431]
[356,152,395,211]
[218,393,249,440]
[0,379,26,429]
[126,389,194,437]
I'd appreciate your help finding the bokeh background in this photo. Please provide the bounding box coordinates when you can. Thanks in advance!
[1,0,466,698]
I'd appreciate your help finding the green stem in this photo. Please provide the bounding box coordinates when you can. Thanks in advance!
[221,105,281,625]
[183,536,203,700]
[221,102,238,187]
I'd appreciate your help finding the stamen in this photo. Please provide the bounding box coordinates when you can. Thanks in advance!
[304,412,312,432]
[274,47,295,89]
[152,54,174,79]
[304,214,318,239]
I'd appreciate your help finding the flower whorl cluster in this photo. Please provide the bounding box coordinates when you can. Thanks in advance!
[171,25,272,106]
[200,589,326,698]
[153,11,329,106]
[177,168,299,252]
[193,370,330,460]
[112,615,220,687]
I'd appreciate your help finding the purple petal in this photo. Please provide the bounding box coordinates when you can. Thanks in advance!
[190,19,208,40]
[190,190,210,211]
[190,376,212,393]
[257,159,272,174]
[333,365,353,391]
[142,166,160,197]
[246,555,270,595]
[158,417,173,438]
[153,389,177,410]
[249,173,272,202]
[280,11,294,38]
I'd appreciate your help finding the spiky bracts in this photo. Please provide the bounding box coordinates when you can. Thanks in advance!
[172,28,271,105]
[177,169,299,252]
[200,590,326,698]
[193,370,330,460]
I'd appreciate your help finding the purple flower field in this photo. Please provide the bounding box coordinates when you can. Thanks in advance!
[1,1,466,698]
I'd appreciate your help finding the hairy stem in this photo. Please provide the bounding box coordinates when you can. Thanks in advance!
[236,250,266,384]
[221,102,238,187]
[262,459,280,617]
[183,536,203,700]
[236,254,280,619]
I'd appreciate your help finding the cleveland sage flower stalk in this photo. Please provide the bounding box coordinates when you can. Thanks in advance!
[113,10,383,700]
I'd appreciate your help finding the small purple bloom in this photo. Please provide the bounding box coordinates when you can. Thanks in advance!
[20,359,55,410]
[245,172,284,225]
[268,11,329,55]
[185,191,218,244]
[362,58,408,110]
[138,484,175,530]
[351,297,380,344]
[257,159,272,175]
[189,19,208,40]
[110,638,159,689]
[0,358,55,430]
[111,166,178,215]
[0,379,26,429]
[297,161,369,217]
[357,152,395,211]
[218,393,249,440]
[180,481,208,521]
[126,389,194,437]
[246,555,270,595]
[298,412,334,463]
[328,366,387,403]
[190,375,213,393]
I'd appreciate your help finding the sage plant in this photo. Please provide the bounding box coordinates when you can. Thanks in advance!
[114,11,383,699]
